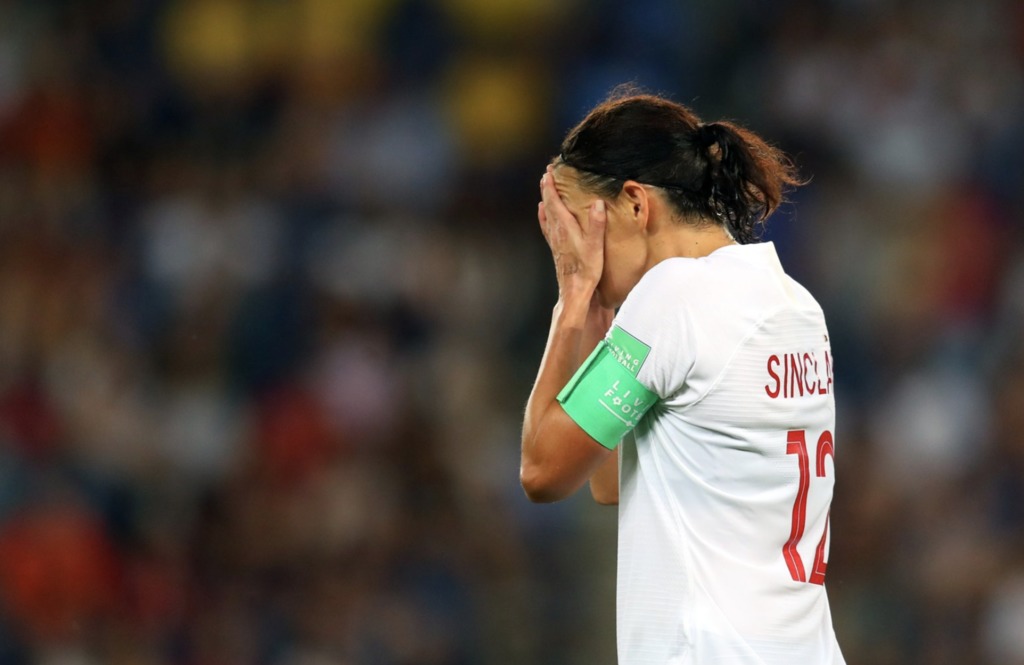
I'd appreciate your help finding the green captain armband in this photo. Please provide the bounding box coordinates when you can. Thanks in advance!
[556,326,658,450]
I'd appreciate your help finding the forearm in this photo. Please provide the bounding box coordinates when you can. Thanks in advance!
[522,174,612,502]
[579,296,613,362]
[522,295,591,459]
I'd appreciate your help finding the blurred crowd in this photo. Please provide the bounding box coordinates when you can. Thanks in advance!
[0,0,1021,663]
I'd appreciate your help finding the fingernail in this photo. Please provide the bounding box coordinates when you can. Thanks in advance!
[595,200,605,212]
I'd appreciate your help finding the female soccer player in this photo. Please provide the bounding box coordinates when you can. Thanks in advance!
[520,92,845,664]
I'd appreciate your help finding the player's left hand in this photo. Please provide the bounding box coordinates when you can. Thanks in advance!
[538,165,606,300]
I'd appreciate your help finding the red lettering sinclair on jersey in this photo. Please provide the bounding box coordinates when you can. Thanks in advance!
[764,351,833,399]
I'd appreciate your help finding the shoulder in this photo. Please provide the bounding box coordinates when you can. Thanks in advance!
[624,243,773,307]
[617,259,692,321]
[623,242,826,333]
[612,258,702,362]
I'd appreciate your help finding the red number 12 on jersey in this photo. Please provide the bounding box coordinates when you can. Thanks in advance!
[784,429,834,585]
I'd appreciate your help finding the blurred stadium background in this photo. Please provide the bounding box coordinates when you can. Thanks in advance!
[0,0,1021,663]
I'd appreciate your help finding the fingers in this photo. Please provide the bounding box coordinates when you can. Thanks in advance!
[540,171,557,235]
[536,167,605,288]
[539,171,555,220]
[540,169,578,234]
[585,199,607,237]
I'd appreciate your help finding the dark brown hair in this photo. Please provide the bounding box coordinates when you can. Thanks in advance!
[557,91,802,243]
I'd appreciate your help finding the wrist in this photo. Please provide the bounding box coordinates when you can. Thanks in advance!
[553,290,593,329]
[558,275,598,302]
[585,299,615,335]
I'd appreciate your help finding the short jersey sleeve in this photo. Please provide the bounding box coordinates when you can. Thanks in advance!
[557,262,695,449]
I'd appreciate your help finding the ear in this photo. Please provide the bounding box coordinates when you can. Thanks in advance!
[620,181,650,231]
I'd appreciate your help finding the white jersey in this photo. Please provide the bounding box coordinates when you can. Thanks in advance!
[612,242,844,664]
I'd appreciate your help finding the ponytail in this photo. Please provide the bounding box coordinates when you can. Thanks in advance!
[695,121,799,243]
[558,92,802,243]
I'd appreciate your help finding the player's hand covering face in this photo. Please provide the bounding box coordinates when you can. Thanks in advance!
[538,165,607,299]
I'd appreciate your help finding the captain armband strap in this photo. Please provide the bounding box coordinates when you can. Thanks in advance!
[556,326,658,450]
